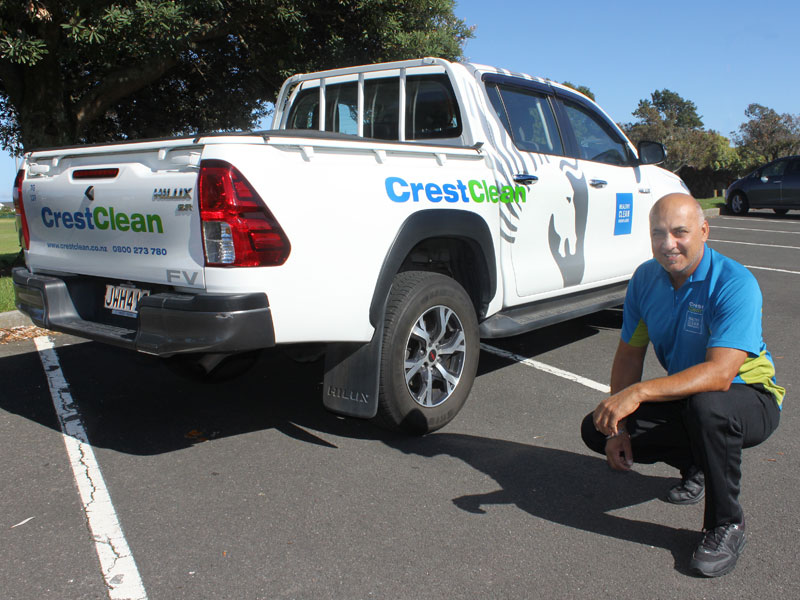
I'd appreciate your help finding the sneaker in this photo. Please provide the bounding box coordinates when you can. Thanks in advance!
[666,467,704,505]
[689,522,746,577]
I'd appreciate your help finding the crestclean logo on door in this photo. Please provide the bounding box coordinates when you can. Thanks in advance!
[614,193,633,236]
[385,176,526,204]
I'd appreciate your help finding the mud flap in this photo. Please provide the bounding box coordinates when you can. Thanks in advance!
[322,331,382,419]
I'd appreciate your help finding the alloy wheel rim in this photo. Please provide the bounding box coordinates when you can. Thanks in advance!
[403,305,467,408]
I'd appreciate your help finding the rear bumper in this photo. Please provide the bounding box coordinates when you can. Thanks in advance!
[12,267,275,356]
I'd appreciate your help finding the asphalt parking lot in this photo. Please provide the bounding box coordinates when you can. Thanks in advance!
[1,210,798,600]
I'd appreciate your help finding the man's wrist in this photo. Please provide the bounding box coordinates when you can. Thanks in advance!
[606,426,628,440]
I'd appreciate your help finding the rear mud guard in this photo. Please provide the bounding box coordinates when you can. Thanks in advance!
[322,329,383,419]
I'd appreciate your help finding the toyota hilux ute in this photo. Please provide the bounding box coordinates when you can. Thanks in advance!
[12,57,688,434]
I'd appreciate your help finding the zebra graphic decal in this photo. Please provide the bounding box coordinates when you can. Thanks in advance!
[459,64,591,290]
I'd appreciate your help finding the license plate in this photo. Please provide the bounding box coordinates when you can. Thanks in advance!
[103,284,150,317]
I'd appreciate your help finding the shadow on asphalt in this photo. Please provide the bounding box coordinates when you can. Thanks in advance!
[0,308,697,573]
[0,309,626,456]
[476,307,623,377]
[386,432,699,574]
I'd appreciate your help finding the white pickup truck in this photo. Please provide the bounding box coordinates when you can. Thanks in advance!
[12,58,687,433]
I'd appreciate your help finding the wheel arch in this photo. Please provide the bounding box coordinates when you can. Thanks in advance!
[368,209,496,327]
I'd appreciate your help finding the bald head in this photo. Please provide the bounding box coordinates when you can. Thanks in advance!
[650,193,705,228]
[649,192,709,288]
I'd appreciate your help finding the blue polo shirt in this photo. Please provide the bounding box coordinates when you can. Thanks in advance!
[622,245,784,406]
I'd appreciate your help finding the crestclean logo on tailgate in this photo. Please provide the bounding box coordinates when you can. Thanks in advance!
[385,176,526,204]
[40,205,164,234]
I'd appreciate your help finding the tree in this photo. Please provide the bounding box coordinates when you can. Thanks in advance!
[561,81,594,101]
[621,88,737,173]
[0,1,472,153]
[636,89,703,129]
[731,103,800,167]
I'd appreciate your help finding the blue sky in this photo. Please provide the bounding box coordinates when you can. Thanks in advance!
[2,0,798,202]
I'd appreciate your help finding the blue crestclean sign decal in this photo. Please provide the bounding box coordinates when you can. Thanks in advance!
[614,193,633,236]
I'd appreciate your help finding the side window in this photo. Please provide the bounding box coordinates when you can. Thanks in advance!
[406,78,461,139]
[286,91,321,130]
[285,75,462,141]
[487,84,563,155]
[762,160,787,177]
[286,82,363,134]
[788,159,800,175]
[486,84,512,134]
[562,100,631,166]
[363,79,399,139]
[328,84,359,135]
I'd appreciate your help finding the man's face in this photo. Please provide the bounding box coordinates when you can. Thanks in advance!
[650,201,709,287]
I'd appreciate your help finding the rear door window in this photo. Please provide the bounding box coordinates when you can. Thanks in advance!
[486,83,563,155]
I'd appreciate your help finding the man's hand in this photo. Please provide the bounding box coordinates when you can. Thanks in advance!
[605,431,633,471]
[593,385,641,437]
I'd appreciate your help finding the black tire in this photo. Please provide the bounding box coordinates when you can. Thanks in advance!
[773,208,789,216]
[374,271,479,435]
[728,192,749,215]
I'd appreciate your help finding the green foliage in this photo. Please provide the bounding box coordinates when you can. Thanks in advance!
[696,197,726,210]
[561,81,595,101]
[731,103,800,168]
[0,219,21,307]
[634,89,703,130]
[0,276,14,313]
[0,217,19,254]
[0,31,47,65]
[0,0,473,152]
[621,88,740,173]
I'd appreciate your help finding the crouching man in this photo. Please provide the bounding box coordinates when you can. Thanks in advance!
[581,193,784,577]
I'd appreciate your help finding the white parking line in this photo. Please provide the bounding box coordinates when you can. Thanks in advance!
[711,239,800,250]
[716,215,800,226]
[713,226,800,235]
[745,265,800,275]
[34,336,148,600]
[481,343,610,393]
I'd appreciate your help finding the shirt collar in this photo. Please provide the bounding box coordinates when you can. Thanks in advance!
[687,244,711,283]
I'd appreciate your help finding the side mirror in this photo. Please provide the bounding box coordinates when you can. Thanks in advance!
[760,176,769,183]
[637,140,666,165]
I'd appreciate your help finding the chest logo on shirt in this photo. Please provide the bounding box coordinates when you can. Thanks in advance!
[684,302,705,334]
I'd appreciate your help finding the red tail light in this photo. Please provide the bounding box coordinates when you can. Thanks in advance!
[12,169,29,250]
[197,159,290,267]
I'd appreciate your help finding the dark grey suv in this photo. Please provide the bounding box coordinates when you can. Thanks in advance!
[726,155,800,215]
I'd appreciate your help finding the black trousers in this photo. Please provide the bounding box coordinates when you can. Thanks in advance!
[581,384,780,530]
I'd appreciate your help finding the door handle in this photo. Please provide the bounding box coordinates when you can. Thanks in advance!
[590,179,607,188]
[513,174,539,185]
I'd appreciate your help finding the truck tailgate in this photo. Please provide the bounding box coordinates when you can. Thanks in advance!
[21,145,205,289]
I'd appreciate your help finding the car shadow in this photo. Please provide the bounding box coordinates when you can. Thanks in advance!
[477,308,622,377]
[0,310,624,456]
[0,324,699,574]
